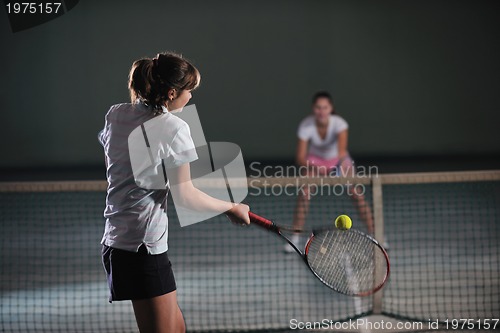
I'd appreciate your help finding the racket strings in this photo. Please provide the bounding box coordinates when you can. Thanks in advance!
[306,230,387,295]
[312,231,347,283]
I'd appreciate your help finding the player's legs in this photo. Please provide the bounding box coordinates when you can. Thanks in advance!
[287,167,317,252]
[292,183,311,230]
[132,291,186,333]
[338,156,374,234]
[292,155,336,231]
[285,185,310,252]
[349,190,374,234]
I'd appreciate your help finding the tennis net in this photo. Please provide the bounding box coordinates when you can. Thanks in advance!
[0,170,499,332]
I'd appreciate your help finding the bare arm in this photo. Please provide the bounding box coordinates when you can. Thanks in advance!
[337,129,348,159]
[169,163,250,224]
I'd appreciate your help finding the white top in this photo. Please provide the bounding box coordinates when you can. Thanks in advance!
[98,102,198,254]
[297,114,349,160]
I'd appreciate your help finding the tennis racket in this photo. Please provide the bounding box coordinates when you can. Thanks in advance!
[248,212,390,296]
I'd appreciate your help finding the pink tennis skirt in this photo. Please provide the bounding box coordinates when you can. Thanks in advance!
[306,154,353,175]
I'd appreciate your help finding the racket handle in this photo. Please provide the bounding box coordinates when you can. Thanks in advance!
[248,212,279,233]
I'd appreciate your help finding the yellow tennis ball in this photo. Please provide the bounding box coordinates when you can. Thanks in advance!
[335,215,352,230]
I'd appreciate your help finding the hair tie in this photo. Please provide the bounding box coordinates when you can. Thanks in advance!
[152,57,159,69]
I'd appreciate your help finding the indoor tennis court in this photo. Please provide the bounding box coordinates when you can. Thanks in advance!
[1,0,500,332]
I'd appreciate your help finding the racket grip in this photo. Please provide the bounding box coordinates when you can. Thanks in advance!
[248,212,279,232]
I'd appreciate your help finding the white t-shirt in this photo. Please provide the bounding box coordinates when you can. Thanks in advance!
[297,114,349,160]
[98,102,198,255]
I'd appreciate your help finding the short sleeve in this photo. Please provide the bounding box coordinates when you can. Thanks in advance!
[164,123,198,168]
[334,116,349,134]
[297,118,311,141]
[97,129,106,147]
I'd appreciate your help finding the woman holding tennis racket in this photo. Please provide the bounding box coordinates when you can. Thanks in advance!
[286,91,374,252]
[98,52,249,333]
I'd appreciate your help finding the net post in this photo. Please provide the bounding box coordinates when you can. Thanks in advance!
[371,176,384,314]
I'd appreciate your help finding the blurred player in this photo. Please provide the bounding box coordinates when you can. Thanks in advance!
[286,91,374,252]
[99,52,250,333]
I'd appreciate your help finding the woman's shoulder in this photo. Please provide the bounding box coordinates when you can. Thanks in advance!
[331,114,347,122]
[105,102,140,118]
[158,111,189,129]
[299,115,315,128]
[109,102,134,111]
[143,111,192,140]
[330,114,349,131]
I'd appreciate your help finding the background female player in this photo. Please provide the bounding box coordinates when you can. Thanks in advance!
[286,91,374,252]
[99,52,250,333]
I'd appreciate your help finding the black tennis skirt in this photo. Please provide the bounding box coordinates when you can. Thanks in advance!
[102,244,176,302]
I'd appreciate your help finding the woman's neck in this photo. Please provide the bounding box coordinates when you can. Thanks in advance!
[316,118,329,127]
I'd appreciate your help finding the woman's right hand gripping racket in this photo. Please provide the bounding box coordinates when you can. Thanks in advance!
[249,212,390,296]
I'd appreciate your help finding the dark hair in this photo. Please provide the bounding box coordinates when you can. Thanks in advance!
[128,52,201,115]
[312,91,335,114]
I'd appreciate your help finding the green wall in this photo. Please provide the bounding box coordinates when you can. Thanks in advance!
[1,0,499,167]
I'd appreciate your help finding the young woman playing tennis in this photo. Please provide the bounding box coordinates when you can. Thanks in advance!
[99,52,250,333]
[286,91,374,252]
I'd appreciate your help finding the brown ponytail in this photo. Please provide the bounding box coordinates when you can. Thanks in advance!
[128,52,201,115]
